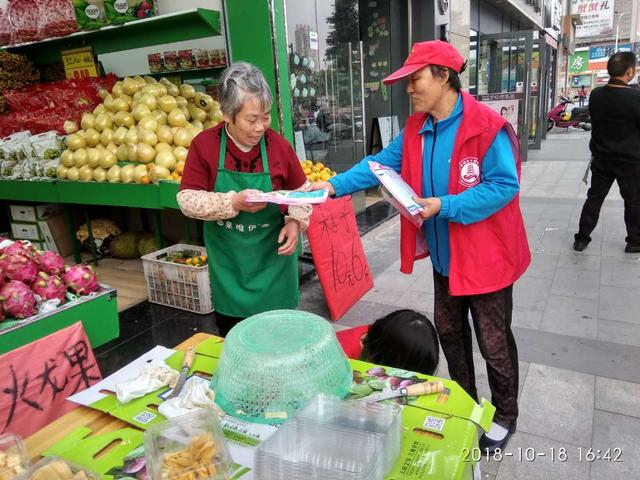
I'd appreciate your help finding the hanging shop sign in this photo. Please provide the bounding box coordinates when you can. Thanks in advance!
[62,47,99,80]
[0,322,102,438]
[570,0,615,38]
[306,197,373,320]
[568,50,589,73]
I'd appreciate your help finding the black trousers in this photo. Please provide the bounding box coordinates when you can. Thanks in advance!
[433,270,519,432]
[577,159,640,246]
[214,312,244,337]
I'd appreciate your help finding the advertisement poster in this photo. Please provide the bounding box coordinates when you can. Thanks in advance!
[570,0,615,38]
[478,98,519,132]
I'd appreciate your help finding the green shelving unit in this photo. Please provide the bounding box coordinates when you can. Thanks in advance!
[0,180,60,202]
[3,8,222,64]
[56,181,163,209]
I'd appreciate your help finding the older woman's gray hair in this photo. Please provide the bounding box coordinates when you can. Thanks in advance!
[218,62,273,121]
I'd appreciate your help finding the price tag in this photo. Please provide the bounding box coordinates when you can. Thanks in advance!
[62,47,99,80]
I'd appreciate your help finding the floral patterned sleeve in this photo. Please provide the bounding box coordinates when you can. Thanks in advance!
[176,190,240,221]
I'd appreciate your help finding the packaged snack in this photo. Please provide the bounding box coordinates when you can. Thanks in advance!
[195,49,209,69]
[144,410,232,480]
[163,51,177,71]
[71,0,108,30]
[177,49,193,70]
[21,457,98,480]
[0,433,29,480]
[104,0,155,25]
[148,52,162,73]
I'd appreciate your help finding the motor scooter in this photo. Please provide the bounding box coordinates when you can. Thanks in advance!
[547,96,591,132]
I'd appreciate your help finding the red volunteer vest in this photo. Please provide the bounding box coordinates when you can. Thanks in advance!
[400,91,531,295]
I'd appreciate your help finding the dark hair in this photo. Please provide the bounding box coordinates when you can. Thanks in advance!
[361,309,439,375]
[607,52,636,78]
[428,61,468,92]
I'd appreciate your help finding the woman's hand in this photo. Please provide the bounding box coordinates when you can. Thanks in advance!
[232,189,267,213]
[309,181,336,196]
[413,197,442,220]
[277,220,299,256]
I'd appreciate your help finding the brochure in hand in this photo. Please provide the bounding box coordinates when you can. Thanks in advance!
[245,189,329,206]
[369,161,424,227]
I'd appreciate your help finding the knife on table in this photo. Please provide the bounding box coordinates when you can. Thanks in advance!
[166,346,195,400]
[361,380,445,403]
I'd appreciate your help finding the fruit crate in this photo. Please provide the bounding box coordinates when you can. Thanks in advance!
[141,243,213,314]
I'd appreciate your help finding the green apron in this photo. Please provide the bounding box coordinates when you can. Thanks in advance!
[204,129,300,317]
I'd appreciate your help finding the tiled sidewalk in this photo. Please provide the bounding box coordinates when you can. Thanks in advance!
[300,130,640,479]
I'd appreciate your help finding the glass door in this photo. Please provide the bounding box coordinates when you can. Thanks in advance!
[473,31,541,161]
[284,0,367,210]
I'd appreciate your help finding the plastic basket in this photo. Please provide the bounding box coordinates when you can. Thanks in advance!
[141,243,213,314]
[211,310,352,424]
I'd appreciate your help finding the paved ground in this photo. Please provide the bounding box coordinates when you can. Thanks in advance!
[299,128,640,479]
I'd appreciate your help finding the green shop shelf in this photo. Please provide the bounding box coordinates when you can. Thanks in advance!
[0,286,119,355]
[159,180,180,209]
[0,180,59,202]
[57,180,162,209]
[4,8,222,65]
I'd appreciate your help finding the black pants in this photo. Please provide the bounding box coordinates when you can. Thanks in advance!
[214,312,244,337]
[577,159,640,246]
[433,270,519,432]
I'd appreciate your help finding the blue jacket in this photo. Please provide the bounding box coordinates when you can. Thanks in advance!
[329,94,519,275]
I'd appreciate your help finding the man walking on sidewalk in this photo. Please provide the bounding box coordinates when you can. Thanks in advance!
[574,52,640,253]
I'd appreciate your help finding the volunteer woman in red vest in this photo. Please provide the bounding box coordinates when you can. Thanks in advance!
[177,62,311,336]
[312,41,530,452]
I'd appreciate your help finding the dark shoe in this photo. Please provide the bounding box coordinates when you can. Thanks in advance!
[573,238,590,252]
[625,244,640,253]
[479,431,513,455]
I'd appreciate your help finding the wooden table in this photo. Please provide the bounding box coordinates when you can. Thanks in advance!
[25,332,212,461]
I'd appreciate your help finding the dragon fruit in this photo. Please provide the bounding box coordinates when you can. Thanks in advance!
[36,251,66,276]
[0,265,4,290]
[32,272,67,303]
[2,240,38,258]
[62,264,99,295]
[0,254,38,284]
[0,281,37,319]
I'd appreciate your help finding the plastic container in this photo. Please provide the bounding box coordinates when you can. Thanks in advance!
[18,457,99,480]
[210,310,352,424]
[295,395,402,476]
[141,243,213,314]
[144,410,233,480]
[254,396,402,480]
[0,433,29,480]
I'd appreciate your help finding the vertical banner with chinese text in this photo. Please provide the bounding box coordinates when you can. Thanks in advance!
[306,197,373,320]
[0,322,102,437]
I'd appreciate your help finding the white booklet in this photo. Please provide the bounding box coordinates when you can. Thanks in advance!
[245,189,329,205]
[369,161,424,227]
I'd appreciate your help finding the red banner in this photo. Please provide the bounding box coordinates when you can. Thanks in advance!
[0,322,102,437]
[306,196,373,320]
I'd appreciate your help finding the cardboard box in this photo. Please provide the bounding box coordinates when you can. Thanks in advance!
[349,359,495,480]
[10,204,63,223]
[38,213,74,257]
[11,222,43,241]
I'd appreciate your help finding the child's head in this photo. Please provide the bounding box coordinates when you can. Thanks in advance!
[360,309,439,376]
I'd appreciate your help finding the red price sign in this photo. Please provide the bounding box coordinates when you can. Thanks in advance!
[306,196,373,320]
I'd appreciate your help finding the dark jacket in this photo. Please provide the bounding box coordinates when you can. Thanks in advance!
[589,84,640,163]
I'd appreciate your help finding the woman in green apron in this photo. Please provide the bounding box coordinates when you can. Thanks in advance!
[177,62,312,335]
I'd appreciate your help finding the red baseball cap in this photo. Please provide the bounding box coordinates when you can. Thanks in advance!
[383,40,465,85]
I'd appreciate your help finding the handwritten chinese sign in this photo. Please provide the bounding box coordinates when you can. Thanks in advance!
[62,47,99,80]
[0,322,102,437]
[306,197,373,320]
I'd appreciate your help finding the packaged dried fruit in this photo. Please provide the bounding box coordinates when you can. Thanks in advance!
[104,0,155,25]
[72,0,108,30]
[0,433,29,480]
[144,410,232,480]
[22,457,99,480]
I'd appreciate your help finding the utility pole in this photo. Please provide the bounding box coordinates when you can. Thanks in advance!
[614,13,626,52]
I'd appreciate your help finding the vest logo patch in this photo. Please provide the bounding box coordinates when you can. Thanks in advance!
[458,157,480,187]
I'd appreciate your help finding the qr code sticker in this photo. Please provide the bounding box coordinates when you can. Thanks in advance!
[423,415,445,432]
[133,411,157,424]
